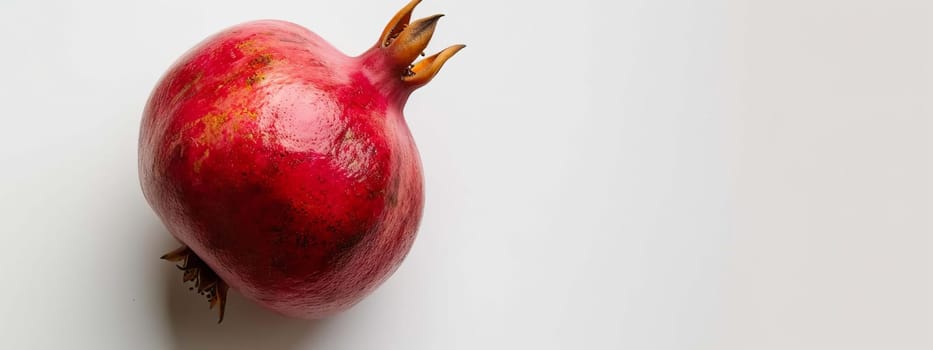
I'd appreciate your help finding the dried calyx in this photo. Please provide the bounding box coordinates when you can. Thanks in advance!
[379,0,465,86]
[161,246,229,323]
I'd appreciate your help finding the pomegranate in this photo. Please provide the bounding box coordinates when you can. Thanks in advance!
[139,0,463,322]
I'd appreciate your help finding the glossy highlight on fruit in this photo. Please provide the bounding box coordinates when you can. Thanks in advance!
[138,0,463,322]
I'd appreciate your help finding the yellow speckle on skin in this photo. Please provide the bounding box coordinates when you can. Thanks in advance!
[236,40,261,55]
[230,108,258,133]
[189,108,259,146]
[193,149,210,174]
[196,112,228,145]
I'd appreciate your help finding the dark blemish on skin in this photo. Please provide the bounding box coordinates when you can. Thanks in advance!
[249,54,273,67]
[296,234,310,248]
[271,255,286,271]
[246,73,265,86]
[271,234,285,245]
[386,174,400,206]
[335,231,366,255]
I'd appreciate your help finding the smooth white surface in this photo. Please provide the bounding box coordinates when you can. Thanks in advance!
[0,0,931,349]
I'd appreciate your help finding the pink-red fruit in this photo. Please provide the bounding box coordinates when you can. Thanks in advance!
[139,0,463,321]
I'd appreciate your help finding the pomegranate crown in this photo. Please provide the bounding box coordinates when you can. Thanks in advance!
[376,0,465,87]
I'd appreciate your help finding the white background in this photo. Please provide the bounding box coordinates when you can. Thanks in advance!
[0,0,931,349]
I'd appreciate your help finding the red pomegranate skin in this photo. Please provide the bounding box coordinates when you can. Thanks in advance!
[139,20,427,318]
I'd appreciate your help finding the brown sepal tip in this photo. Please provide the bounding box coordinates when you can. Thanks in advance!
[380,0,465,85]
[161,246,229,323]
